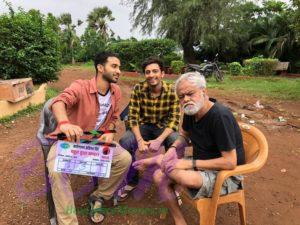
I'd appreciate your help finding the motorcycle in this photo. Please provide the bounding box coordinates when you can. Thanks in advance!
[186,54,224,82]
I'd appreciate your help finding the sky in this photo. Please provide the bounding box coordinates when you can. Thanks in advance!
[0,0,292,39]
[0,0,155,39]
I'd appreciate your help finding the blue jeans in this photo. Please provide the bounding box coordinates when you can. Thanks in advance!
[119,124,179,185]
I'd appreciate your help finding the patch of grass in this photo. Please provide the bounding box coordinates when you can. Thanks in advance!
[206,75,300,100]
[62,64,300,100]
[82,61,94,68]
[0,87,59,124]
[46,87,59,100]
[121,74,300,100]
[62,61,94,70]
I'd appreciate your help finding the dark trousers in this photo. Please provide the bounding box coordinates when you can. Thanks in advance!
[119,124,179,185]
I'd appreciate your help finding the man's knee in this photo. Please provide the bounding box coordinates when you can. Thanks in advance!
[119,130,136,151]
[118,150,132,170]
[164,132,179,148]
[48,168,70,186]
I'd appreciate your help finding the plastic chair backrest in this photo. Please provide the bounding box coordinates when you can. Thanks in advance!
[239,123,268,167]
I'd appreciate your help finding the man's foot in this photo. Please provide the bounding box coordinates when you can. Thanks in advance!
[91,201,105,223]
[88,195,105,224]
[132,154,163,170]
[117,184,137,202]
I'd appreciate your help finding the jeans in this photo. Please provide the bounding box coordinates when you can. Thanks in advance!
[119,124,179,185]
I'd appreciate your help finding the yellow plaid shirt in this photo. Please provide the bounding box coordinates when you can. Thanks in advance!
[128,81,180,131]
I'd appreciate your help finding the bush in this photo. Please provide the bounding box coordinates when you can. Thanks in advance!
[244,57,278,76]
[228,62,242,76]
[106,39,178,71]
[218,62,228,70]
[171,60,185,74]
[161,52,182,67]
[242,66,253,76]
[0,10,61,83]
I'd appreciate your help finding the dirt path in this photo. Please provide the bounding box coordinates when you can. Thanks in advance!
[0,67,299,225]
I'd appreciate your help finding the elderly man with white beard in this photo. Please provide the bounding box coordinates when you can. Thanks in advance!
[132,72,245,225]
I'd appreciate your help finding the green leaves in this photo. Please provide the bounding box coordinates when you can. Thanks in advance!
[229,62,243,76]
[0,10,60,83]
[106,38,179,71]
[244,57,278,76]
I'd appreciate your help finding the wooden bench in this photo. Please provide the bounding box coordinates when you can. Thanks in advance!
[274,62,290,75]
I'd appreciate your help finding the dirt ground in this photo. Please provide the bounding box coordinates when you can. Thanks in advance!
[0,67,299,225]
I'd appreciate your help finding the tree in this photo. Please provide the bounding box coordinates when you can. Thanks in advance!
[58,13,82,64]
[87,6,115,40]
[292,0,300,41]
[126,0,241,62]
[106,39,179,71]
[0,9,60,83]
[248,1,297,59]
[79,28,106,62]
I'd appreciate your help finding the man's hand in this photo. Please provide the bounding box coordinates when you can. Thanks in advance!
[163,159,192,174]
[161,147,178,172]
[132,154,164,171]
[161,146,177,166]
[148,138,164,152]
[59,123,83,143]
[98,133,115,143]
[137,139,149,152]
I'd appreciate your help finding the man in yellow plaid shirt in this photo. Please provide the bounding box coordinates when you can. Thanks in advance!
[119,58,180,200]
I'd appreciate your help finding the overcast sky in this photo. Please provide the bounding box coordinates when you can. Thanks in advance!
[0,0,155,39]
[0,0,292,40]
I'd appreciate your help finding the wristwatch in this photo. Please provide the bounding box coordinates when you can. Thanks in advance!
[192,159,198,171]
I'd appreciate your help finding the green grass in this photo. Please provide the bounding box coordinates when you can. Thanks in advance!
[206,75,300,100]
[46,87,59,100]
[122,75,300,100]
[0,87,59,124]
[62,61,94,70]
[49,64,300,101]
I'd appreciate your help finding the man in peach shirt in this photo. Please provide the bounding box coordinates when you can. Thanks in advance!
[47,52,131,224]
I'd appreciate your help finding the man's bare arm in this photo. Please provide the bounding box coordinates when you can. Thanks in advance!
[52,101,83,142]
[194,149,237,170]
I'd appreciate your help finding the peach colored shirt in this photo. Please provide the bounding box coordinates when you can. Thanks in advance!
[50,77,121,132]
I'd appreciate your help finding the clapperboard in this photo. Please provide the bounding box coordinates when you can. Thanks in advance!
[53,130,116,178]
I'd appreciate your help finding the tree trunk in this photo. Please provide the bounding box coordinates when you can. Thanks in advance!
[182,43,196,63]
[71,39,75,65]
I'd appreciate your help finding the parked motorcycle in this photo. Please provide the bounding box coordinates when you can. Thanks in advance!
[186,54,224,82]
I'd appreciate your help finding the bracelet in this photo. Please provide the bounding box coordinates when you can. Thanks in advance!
[137,137,143,143]
[58,120,69,129]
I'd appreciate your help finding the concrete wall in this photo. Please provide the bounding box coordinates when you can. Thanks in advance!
[0,83,47,119]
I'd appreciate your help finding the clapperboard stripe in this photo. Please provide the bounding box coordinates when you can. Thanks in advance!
[56,130,117,147]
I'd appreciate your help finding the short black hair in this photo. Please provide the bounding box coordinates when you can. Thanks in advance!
[142,57,164,73]
[94,52,119,74]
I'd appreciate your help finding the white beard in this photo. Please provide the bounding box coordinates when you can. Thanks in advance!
[183,101,203,115]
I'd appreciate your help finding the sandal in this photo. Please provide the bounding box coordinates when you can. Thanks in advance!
[88,195,106,224]
[117,184,137,202]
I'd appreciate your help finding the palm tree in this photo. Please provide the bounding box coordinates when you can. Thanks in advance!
[58,13,82,64]
[248,2,296,58]
[248,16,294,58]
[87,6,115,40]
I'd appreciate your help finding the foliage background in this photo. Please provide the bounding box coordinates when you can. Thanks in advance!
[0,9,61,83]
